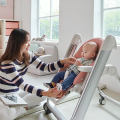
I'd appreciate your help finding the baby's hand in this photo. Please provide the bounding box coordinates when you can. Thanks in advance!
[75,60,82,66]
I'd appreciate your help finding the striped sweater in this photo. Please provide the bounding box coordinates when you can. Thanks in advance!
[0,51,64,97]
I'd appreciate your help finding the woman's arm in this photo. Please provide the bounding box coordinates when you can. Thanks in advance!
[60,57,76,65]
[30,52,76,73]
[1,63,44,97]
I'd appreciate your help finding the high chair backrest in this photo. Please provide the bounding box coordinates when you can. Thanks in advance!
[59,38,103,84]
[73,38,103,84]
[53,38,104,100]
[74,38,103,59]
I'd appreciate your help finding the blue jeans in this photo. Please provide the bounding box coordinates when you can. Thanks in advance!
[51,71,77,90]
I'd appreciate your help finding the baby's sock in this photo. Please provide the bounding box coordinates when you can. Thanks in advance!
[43,82,54,89]
[51,82,56,87]
[57,83,62,91]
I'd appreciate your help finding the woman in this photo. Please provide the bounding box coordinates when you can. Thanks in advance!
[0,28,76,120]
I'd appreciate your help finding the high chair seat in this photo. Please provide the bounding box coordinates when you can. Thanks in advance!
[52,38,103,99]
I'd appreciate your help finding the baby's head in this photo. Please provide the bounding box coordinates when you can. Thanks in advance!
[81,42,98,59]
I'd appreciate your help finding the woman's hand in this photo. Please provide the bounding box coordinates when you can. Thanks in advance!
[41,89,56,97]
[41,89,63,99]
[60,57,76,65]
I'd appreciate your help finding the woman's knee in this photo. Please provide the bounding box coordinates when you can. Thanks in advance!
[0,107,13,120]
[23,94,47,106]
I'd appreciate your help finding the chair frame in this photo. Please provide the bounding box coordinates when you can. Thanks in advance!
[43,35,117,120]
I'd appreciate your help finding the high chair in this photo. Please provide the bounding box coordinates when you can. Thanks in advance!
[43,34,117,120]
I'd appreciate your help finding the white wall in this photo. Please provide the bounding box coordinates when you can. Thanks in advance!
[93,0,102,38]
[31,0,38,39]
[0,0,13,19]
[14,0,31,34]
[14,0,94,58]
[14,0,38,39]
[14,0,120,93]
[59,0,94,58]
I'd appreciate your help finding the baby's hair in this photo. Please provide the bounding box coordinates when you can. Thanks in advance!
[83,42,98,60]
[84,42,98,53]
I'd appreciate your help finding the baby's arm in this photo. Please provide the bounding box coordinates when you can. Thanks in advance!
[75,60,83,66]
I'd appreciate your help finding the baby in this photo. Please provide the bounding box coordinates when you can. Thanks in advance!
[44,42,98,91]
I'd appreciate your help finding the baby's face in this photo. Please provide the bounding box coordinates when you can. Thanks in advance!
[81,44,95,59]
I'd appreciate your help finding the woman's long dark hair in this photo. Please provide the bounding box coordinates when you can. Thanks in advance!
[0,28,30,66]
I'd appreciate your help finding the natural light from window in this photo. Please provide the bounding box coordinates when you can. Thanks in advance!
[38,0,59,41]
[103,0,120,44]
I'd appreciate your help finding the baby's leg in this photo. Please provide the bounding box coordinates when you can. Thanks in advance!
[61,72,76,90]
[51,71,66,83]
[44,71,66,89]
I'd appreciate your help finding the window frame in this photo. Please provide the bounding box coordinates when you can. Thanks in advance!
[101,0,104,39]
[37,0,59,41]
[102,0,120,44]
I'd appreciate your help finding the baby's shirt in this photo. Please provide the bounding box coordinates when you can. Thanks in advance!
[78,58,94,66]
[67,58,94,75]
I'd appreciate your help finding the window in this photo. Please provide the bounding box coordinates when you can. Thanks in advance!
[38,0,59,41]
[102,0,120,44]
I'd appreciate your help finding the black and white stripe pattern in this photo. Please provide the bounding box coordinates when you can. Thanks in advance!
[0,51,64,97]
